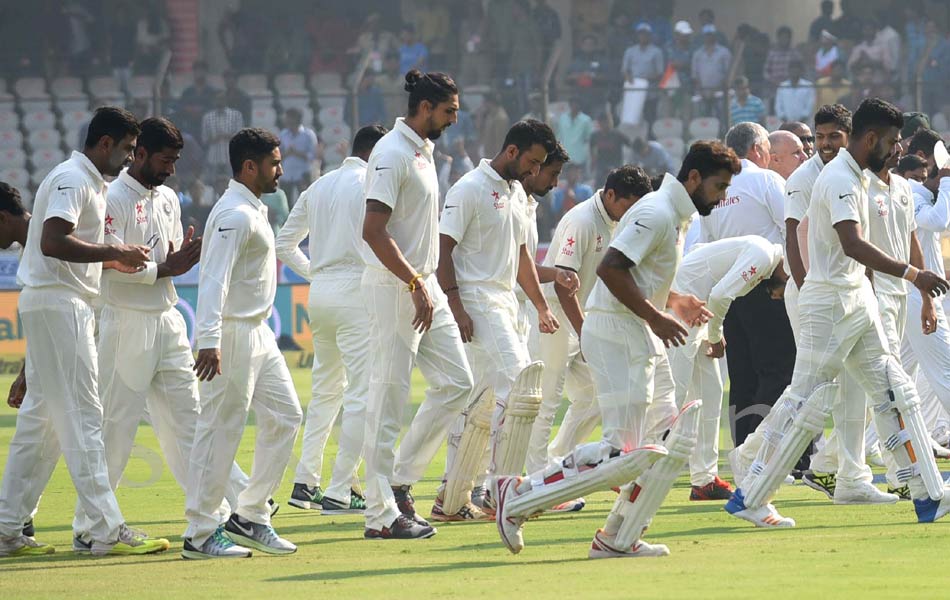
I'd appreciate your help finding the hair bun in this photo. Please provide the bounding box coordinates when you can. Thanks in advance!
[404,69,423,92]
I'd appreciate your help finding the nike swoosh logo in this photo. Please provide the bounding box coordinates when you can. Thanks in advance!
[633,219,651,230]
[787,190,800,195]
[839,193,854,199]
[443,205,457,209]
[375,166,391,171]
[218,227,235,232]
[57,185,74,191]
[231,519,254,536]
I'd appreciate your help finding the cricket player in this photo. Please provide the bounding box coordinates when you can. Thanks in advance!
[0,107,170,557]
[360,70,473,539]
[726,99,950,528]
[184,128,302,558]
[524,166,653,478]
[433,120,560,522]
[669,236,786,501]
[492,141,741,558]
[276,125,388,514]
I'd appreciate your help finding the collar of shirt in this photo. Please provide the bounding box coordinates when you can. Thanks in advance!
[394,118,435,155]
[227,179,264,209]
[340,156,368,170]
[117,168,155,200]
[477,158,512,190]
[71,150,106,191]
[659,173,696,222]
[868,170,888,192]
[836,148,868,187]
[591,190,612,225]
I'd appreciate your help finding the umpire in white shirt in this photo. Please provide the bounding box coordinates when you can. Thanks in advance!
[700,122,797,449]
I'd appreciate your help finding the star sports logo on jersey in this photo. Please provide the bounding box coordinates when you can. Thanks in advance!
[491,191,505,209]
[741,265,758,283]
[561,236,575,257]
[135,202,148,225]
[104,214,116,236]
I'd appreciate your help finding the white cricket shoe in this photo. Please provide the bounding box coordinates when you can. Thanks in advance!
[588,529,670,559]
[490,476,526,554]
[725,489,796,528]
[833,481,899,505]
[931,437,950,459]
[783,474,795,485]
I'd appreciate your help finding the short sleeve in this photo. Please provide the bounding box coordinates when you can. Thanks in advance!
[364,149,405,209]
[611,206,665,266]
[45,175,87,226]
[553,213,588,273]
[438,181,473,243]
[827,178,862,226]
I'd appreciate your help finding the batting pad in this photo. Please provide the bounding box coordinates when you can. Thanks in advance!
[492,362,544,476]
[442,388,495,514]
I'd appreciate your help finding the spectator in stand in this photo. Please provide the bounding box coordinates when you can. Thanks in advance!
[816,59,850,107]
[376,53,406,125]
[774,61,815,123]
[605,11,634,82]
[509,0,542,116]
[134,4,170,73]
[662,20,694,119]
[222,70,251,125]
[730,76,766,126]
[642,0,674,48]
[476,92,510,158]
[904,4,928,84]
[458,1,492,85]
[778,121,815,157]
[555,97,594,173]
[399,24,429,74]
[809,0,836,42]
[176,130,205,188]
[278,107,319,204]
[832,0,863,41]
[415,0,449,69]
[533,0,562,57]
[176,61,219,138]
[848,20,894,74]
[622,23,665,123]
[589,112,631,183]
[691,8,730,50]
[922,28,950,115]
[200,91,244,181]
[874,11,901,76]
[550,163,594,218]
[814,30,840,78]
[567,34,610,110]
[440,100,476,158]
[837,62,876,109]
[347,74,387,128]
[767,130,807,179]
[349,12,396,73]
[629,137,677,176]
[737,24,771,97]
[691,24,732,119]
[487,0,518,79]
[763,26,802,92]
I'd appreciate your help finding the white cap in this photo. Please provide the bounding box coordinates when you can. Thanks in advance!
[636,22,653,33]
[702,24,717,34]
[674,20,693,35]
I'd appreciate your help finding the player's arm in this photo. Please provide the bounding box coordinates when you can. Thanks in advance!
[274,187,313,281]
[535,264,580,293]
[549,219,589,335]
[517,243,558,334]
[910,230,938,334]
[785,217,806,288]
[913,172,950,231]
[666,290,712,328]
[436,233,473,342]
[554,267,584,336]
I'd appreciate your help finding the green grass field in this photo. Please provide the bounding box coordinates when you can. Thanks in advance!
[1,367,948,599]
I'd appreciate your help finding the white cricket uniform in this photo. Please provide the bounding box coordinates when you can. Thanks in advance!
[515,189,541,358]
[184,180,302,547]
[524,191,614,473]
[582,174,695,452]
[360,118,473,530]
[783,151,825,330]
[668,236,783,486]
[276,156,370,505]
[700,158,786,245]
[0,151,126,543]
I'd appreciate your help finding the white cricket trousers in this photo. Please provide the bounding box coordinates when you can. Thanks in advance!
[516,295,540,359]
[0,287,124,542]
[184,319,302,546]
[361,269,473,530]
[294,274,369,504]
[525,302,598,473]
[668,321,724,486]
[903,288,950,424]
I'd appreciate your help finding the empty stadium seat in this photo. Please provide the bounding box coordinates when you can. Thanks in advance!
[88,76,124,102]
[14,77,49,101]
[60,109,91,132]
[0,111,18,132]
[0,148,26,168]
[618,122,649,143]
[652,118,684,140]
[318,105,345,127]
[0,167,29,188]
[0,79,13,104]
[276,73,308,94]
[239,74,272,99]
[315,93,346,111]
[18,187,32,209]
[128,75,156,100]
[320,122,351,144]
[28,129,61,150]
[54,98,91,114]
[31,148,65,170]
[31,166,53,186]
[23,110,56,131]
[658,137,685,161]
[0,130,24,150]
[251,106,278,130]
[50,77,86,101]
[689,117,720,139]
[310,73,343,94]
[18,98,53,114]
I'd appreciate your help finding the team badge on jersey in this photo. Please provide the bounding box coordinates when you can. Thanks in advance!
[163,199,172,215]
[595,234,603,251]
[491,190,505,209]
[104,214,116,236]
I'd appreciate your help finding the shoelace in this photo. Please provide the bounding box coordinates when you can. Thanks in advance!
[210,528,235,551]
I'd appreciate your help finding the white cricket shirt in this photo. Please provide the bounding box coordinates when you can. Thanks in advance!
[910,178,950,275]
[673,235,784,343]
[196,180,277,349]
[276,156,367,280]
[515,184,538,304]
[700,158,786,245]
[543,190,616,305]
[362,118,440,275]
[439,159,527,291]
[783,151,826,272]
[18,151,108,298]
[804,148,869,289]
[866,171,915,297]
[100,169,183,311]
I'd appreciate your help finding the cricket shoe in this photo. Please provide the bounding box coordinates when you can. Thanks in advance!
[321,489,366,515]
[866,446,886,468]
[90,524,170,556]
[724,489,795,528]
[490,476,526,554]
[182,526,252,560]
[914,490,950,523]
[802,471,836,500]
[72,535,93,553]
[288,483,324,510]
[268,498,280,517]
[471,485,496,516]
[690,476,733,501]
[223,514,296,555]
[784,474,796,485]
[0,534,54,557]
[393,485,430,526]
[932,437,950,459]
[887,485,911,501]
[728,448,748,487]
[429,496,490,522]
[833,481,899,505]
[21,519,34,539]
[550,498,586,512]
[364,515,436,540]
[588,529,670,559]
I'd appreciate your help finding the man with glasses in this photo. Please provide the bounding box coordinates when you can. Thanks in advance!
[780,121,815,158]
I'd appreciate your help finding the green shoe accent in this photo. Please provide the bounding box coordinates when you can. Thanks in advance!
[350,489,366,510]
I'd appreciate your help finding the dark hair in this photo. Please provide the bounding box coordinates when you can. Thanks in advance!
[0,182,25,216]
[285,107,302,121]
[677,140,741,182]
[814,103,852,133]
[650,173,665,191]
[500,119,557,154]
[352,124,388,156]
[543,142,570,166]
[404,69,458,116]
[897,153,927,175]
[604,165,652,199]
[851,98,904,140]
[907,128,943,158]
[777,26,792,36]
[137,117,184,155]
[229,128,281,176]
[84,106,140,149]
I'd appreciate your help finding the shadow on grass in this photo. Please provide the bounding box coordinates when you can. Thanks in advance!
[0,551,179,572]
[266,557,585,582]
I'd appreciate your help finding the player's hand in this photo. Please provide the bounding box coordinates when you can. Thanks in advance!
[194,348,222,381]
[706,339,726,358]
[554,268,580,296]
[103,260,144,273]
[669,293,713,327]
[162,226,202,276]
[7,368,25,408]
[914,269,950,298]
[921,293,938,335]
[537,306,560,334]
[410,284,434,333]
[449,299,474,343]
[938,166,950,181]
[648,311,689,348]
[112,243,150,269]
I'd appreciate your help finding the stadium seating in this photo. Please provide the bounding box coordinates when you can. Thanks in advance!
[652,117,684,140]
[318,105,345,127]
[50,77,86,102]
[128,75,157,101]
[60,109,91,132]
[618,122,649,143]
[275,73,310,107]
[30,148,65,170]
[689,117,720,139]
[27,129,61,150]
[0,79,14,106]
[168,72,194,98]
[14,78,49,102]
[658,137,686,162]
[88,76,124,104]
[0,167,29,189]
[23,110,56,132]
[0,130,24,150]
[239,74,273,100]
[251,106,279,131]
[0,111,18,132]
[0,148,26,169]
[320,122,351,145]
[310,73,344,95]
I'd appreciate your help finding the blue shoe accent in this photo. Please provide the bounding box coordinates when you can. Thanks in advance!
[724,488,747,515]
[914,497,939,523]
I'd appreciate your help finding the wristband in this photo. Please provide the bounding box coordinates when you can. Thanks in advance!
[408,273,424,292]
[903,265,919,283]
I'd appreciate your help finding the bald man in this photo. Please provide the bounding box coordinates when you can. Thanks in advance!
[779,121,815,157]
[768,131,807,180]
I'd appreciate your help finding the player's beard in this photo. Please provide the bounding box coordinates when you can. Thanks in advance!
[866,140,891,173]
[690,187,714,216]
